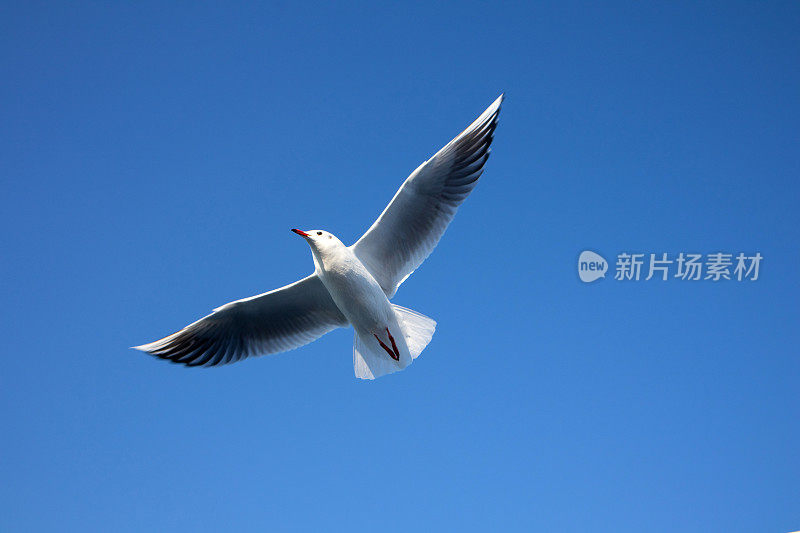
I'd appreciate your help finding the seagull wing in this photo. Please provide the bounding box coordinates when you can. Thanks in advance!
[133,274,348,367]
[351,95,503,298]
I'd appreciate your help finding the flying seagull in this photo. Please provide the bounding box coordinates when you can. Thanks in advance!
[134,94,503,379]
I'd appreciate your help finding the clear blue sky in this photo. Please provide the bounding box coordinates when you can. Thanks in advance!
[2,2,798,531]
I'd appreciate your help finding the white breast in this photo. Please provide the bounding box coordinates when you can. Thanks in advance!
[315,248,395,333]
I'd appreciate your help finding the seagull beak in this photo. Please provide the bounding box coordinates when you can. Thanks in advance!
[291,228,310,238]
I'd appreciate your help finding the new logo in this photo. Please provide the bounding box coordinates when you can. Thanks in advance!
[578,250,607,283]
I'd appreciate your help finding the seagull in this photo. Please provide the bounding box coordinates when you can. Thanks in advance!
[134,95,503,379]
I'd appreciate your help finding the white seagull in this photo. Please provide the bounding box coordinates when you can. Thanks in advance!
[135,95,503,379]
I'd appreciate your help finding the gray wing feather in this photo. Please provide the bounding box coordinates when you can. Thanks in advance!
[134,274,348,367]
[352,95,503,297]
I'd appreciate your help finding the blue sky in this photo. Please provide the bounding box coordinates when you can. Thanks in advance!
[2,1,798,531]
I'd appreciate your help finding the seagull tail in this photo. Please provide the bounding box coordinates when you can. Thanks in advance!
[352,305,437,380]
[391,304,436,360]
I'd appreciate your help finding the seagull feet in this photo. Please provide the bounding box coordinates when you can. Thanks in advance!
[386,328,400,358]
[374,328,400,361]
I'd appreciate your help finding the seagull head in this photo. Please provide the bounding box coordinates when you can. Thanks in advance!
[291,229,346,258]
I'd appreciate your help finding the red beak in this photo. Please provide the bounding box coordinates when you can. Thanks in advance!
[291,228,310,237]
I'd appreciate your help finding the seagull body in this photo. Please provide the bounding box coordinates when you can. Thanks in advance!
[297,229,416,375]
[135,95,503,379]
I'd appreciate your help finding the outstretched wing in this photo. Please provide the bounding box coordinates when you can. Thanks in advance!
[351,95,503,298]
[133,274,348,367]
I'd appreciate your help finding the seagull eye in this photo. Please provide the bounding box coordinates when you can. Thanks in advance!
[317,231,322,236]
[329,235,332,239]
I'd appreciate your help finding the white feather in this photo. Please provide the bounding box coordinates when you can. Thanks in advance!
[392,304,436,359]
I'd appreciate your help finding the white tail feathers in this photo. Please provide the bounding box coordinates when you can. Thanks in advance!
[392,304,436,359]
[353,305,437,380]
